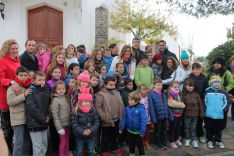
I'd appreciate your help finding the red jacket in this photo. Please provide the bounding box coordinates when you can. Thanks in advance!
[0,55,21,110]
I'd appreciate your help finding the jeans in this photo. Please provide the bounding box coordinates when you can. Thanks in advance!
[184,116,198,141]
[13,125,31,156]
[59,128,70,156]
[205,117,224,142]
[169,116,182,142]
[128,131,144,155]
[30,129,48,156]
[76,137,94,156]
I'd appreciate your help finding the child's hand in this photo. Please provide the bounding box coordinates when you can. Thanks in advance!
[140,135,144,138]
[58,129,65,135]
[83,129,90,136]
[24,89,32,96]
[119,130,122,134]
[44,116,49,123]
[86,129,91,135]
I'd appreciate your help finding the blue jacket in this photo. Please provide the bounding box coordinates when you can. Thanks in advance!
[103,56,113,72]
[148,90,174,123]
[64,72,72,87]
[78,54,88,70]
[120,104,147,135]
[204,87,231,119]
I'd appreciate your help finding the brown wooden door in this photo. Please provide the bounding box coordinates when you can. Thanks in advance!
[28,5,63,51]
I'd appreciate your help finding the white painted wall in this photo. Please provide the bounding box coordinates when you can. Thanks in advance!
[0,0,129,54]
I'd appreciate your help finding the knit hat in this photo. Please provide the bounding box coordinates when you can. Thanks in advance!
[209,75,222,85]
[77,70,90,83]
[180,50,189,60]
[78,88,92,102]
[212,57,225,66]
[153,53,162,61]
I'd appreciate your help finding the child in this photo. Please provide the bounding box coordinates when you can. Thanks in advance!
[188,62,208,143]
[51,81,71,156]
[90,72,101,94]
[72,88,99,156]
[84,59,95,74]
[148,78,174,149]
[28,70,35,83]
[47,66,62,93]
[204,75,231,149]
[7,67,31,156]
[92,49,105,72]
[151,53,163,79]
[182,79,204,148]
[103,48,113,72]
[119,91,147,156]
[135,54,154,89]
[167,81,185,149]
[95,77,125,156]
[36,43,52,74]
[120,78,134,106]
[67,44,77,55]
[52,45,66,59]
[66,49,79,65]
[77,48,88,71]
[116,62,129,90]
[65,63,80,86]
[98,64,107,88]
[47,51,68,80]
[139,83,151,149]
[26,71,50,156]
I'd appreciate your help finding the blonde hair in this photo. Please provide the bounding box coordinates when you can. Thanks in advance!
[119,45,135,61]
[52,45,65,59]
[84,59,95,71]
[128,91,141,102]
[53,80,66,94]
[35,43,47,52]
[0,39,18,58]
[139,83,149,90]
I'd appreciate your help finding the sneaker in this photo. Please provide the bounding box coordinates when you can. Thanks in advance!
[101,152,110,156]
[155,142,164,149]
[129,154,135,156]
[199,136,207,143]
[216,142,225,149]
[207,141,214,149]
[185,139,190,147]
[175,140,183,147]
[113,149,124,155]
[161,142,168,150]
[170,142,178,149]
[191,140,199,148]
[144,144,151,150]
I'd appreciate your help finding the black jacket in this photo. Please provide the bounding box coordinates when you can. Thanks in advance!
[132,47,144,65]
[188,73,208,99]
[72,107,99,138]
[26,84,51,130]
[20,51,39,71]
[161,49,178,64]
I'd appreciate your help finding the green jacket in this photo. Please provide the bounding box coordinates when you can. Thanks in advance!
[135,66,154,89]
[120,88,133,107]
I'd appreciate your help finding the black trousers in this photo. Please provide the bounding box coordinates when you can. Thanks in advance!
[196,117,204,138]
[205,117,224,142]
[128,132,144,155]
[153,119,167,146]
[169,116,182,142]
[100,122,119,152]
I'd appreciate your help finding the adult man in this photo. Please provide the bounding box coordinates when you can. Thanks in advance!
[109,43,119,57]
[158,40,178,64]
[20,40,39,71]
[132,36,144,65]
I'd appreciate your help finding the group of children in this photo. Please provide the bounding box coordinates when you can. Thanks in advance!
[6,43,232,156]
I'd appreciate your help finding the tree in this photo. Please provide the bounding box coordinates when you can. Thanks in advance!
[157,0,234,18]
[109,0,176,44]
[227,23,234,41]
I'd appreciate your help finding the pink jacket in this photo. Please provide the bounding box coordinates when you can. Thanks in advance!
[36,51,51,73]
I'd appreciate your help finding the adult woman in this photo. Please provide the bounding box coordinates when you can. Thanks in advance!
[0,39,21,151]
[110,45,136,80]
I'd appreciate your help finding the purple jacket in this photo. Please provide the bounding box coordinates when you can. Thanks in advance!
[47,78,58,93]
[36,51,51,74]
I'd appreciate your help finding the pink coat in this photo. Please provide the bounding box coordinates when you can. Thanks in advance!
[36,51,51,73]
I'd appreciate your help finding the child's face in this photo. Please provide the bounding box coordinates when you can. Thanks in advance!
[17,72,29,83]
[38,47,45,54]
[147,53,153,61]
[100,66,107,75]
[185,84,194,92]
[154,83,163,91]
[71,66,80,76]
[105,81,116,90]
[57,54,65,65]
[167,59,173,69]
[90,77,99,87]
[69,79,76,89]
[104,50,111,57]
[156,59,162,65]
[212,82,221,88]
[34,76,46,87]
[126,82,133,91]
[96,51,103,61]
[117,64,125,74]
[192,68,202,77]
[214,63,222,70]
[56,84,66,96]
[88,65,95,73]
[140,86,148,96]
[142,58,149,66]
[67,51,75,59]
[171,83,180,92]
[80,101,91,108]
[128,98,138,106]
[52,68,61,80]
[80,81,89,88]
[68,46,75,52]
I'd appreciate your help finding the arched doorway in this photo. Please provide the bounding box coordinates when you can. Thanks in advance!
[28,5,63,51]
